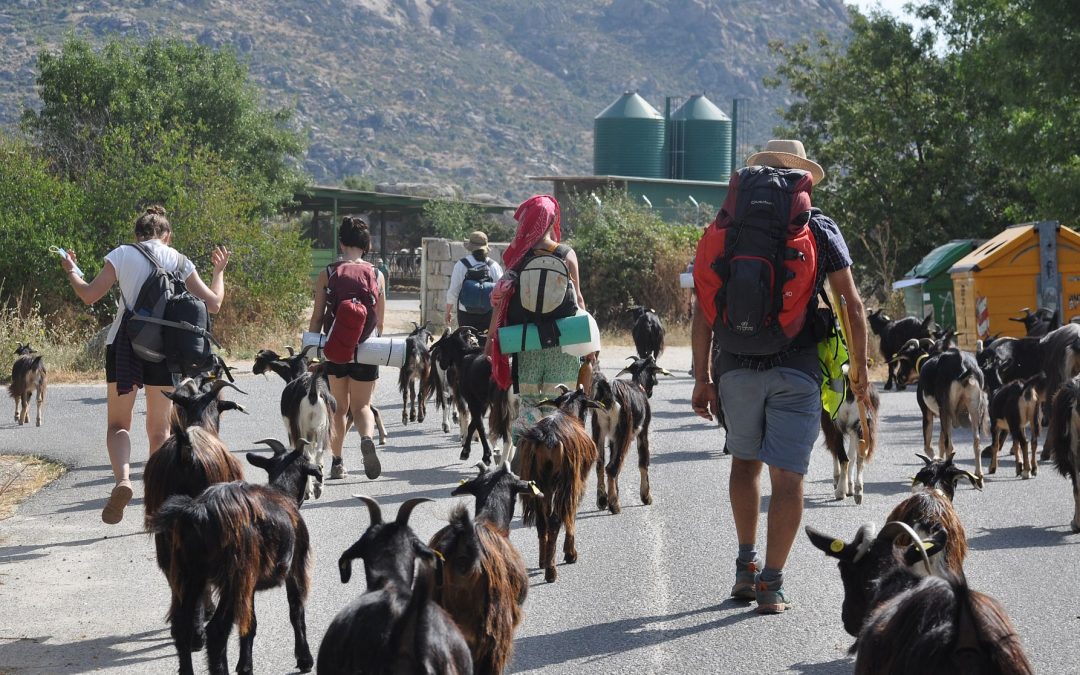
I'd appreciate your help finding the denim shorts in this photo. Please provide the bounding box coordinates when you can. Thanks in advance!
[718,367,822,475]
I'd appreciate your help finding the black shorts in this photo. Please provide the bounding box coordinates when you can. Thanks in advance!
[323,361,379,382]
[105,344,174,387]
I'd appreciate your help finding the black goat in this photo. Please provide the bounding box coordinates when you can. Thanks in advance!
[1046,376,1080,532]
[867,309,933,390]
[628,305,665,360]
[587,359,662,514]
[1010,306,1058,337]
[986,374,1044,478]
[895,343,988,481]
[9,343,46,427]
[430,463,538,674]
[399,322,432,425]
[432,326,497,464]
[318,496,473,675]
[152,441,320,675]
[820,377,880,504]
[912,453,982,504]
[807,523,1032,674]
[423,327,461,434]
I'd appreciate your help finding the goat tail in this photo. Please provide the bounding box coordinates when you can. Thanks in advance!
[964,586,1035,674]
[1048,380,1080,479]
[488,386,511,443]
[861,390,879,462]
[517,437,542,527]
[152,494,208,612]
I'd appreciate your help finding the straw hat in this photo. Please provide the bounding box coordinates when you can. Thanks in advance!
[746,139,825,185]
[466,230,489,254]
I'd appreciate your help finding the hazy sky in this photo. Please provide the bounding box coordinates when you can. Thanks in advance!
[847,0,917,18]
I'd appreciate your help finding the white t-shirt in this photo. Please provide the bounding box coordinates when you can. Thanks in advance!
[103,239,197,345]
[446,256,503,311]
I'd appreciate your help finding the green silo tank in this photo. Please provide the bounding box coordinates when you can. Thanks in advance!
[593,92,666,178]
[669,94,732,182]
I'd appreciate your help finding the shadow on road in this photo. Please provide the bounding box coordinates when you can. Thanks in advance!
[0,629,172,673]
[511,603,757,670]
[967,524,1080,551]
[788,657,854,674]
[0,531,144,565]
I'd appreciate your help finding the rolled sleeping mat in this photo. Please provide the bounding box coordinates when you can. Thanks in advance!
[680,272,695,288]
[301,332,407,368]
[497,312,600,355]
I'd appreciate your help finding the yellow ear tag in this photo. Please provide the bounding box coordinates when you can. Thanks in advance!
[911,476,918,486]
[432,549,445,561]
[458,479,467,485]
[830,539,845,553]
[530,482,541,495]
[920,540,935,551]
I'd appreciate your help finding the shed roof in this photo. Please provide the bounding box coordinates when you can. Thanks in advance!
[949,223,1080,273]
[906,239,978,279]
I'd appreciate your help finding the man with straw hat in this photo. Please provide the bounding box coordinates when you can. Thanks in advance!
[446,230,503,331]
[690,140,871,614]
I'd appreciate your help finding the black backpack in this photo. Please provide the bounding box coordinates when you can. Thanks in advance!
[124,243,220,375]
[458,257,495,314]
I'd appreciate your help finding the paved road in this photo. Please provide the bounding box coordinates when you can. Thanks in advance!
[1,348,1078,673]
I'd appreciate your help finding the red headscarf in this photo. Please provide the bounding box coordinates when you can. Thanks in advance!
[490,195,561,389]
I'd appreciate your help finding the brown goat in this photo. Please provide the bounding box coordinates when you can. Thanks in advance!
[429,464,537,675]
[518,392,598,583]
[9,343,46,427]
[884,489,967,575]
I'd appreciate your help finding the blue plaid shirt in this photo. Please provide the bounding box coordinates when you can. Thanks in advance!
[811,210,853,277]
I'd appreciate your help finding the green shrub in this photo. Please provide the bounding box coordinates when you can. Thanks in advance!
[567,190,701,327]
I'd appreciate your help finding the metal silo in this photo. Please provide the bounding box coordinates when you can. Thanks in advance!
[669,94,732,181]
[593,92,665,178]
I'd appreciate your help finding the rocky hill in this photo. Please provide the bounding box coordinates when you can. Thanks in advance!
[0,0,850,200]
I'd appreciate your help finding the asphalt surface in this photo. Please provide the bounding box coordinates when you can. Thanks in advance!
[1,346,1078,674]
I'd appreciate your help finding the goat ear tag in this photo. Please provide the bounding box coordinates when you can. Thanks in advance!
[830,539,845,553]
[458,479,467,485]
[530,482,541,495]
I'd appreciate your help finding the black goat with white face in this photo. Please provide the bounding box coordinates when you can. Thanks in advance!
[867,310,933,391]
[807,522,1032,674]
[614,355,671,399]
[318,496,472,675]
[628,305,665,360]
[912,453,982,503]
[400,322,433,425]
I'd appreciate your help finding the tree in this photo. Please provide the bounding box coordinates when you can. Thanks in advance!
[767,10,1002,298]
[21,36,305,214]
[421,200,485,240]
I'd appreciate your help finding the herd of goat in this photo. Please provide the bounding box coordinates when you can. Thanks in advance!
[9,300,1080,672]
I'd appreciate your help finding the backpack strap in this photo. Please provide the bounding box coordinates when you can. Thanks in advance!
[129,315,222,348]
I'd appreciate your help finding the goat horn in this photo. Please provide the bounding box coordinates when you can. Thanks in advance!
[285,346,296,356]
[626,356,637,362]
[253,438,288,455]
[615,367,633,379]
[353,495,383,525]
[878,521,933,577]
[534,399,558,408]
[852,522,877,562]
[395,497,432,525]
[208,380,248,397]
[474,461,488,475]
[556,384,571,393]
[915,453,934,466]
[299,344,317,359]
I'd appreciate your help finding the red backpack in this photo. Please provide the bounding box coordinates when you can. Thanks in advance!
[695,166,818,355]
[322,261,379,363]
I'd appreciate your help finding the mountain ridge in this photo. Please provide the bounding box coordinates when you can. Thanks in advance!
[0,0,850,201]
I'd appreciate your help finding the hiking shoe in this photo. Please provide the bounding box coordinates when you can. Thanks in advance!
[360,436,381,480]
[730,557,761,601]
[330,456,346,480]
[755,577,791,614]
[101,481,133,525]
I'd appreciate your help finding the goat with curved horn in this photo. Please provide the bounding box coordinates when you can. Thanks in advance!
[354,494,383,525]
[254,438,289,454]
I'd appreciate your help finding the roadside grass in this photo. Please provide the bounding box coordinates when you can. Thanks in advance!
[0,455,67,519]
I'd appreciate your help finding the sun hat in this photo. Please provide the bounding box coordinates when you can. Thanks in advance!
[746,139,825,185]
[466,230,489,254]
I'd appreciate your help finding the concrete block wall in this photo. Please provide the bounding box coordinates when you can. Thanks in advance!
[421,237,509,331]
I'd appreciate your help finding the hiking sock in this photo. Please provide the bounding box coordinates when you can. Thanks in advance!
[759,567,783,585]
[737,544,758,563]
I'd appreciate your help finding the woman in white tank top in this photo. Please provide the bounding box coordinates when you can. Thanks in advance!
[59,206,230,525]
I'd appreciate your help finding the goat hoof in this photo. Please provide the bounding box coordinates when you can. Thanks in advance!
[988,466,997,475]
[459,449,470,460]
[1022,472,1031,480]
[641,493,652,506]
[854,494,863,505]
[1072,521,1080,534]
[296,653,314,673]
[545,567,557,583]
[596,494,608,510]
[442,423,450,433]
[482,454,492,465]
[563,551,577,564]
[884,383,893,391]
[608,502,621,515]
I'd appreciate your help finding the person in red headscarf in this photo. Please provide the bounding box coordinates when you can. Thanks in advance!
[487,195,588,443]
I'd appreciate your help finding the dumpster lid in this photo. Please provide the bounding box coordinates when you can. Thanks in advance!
[892,277,927,290]
[949,225,1035,274]
[906,240,979,279]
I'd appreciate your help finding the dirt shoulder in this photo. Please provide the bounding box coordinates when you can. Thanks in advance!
[0,455,66,520]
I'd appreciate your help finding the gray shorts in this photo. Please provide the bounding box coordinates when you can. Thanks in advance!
[718,367,822,475]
